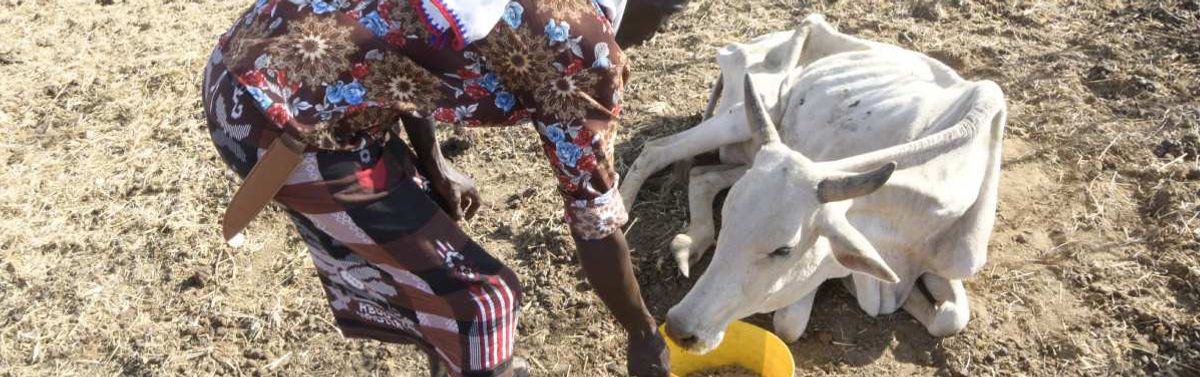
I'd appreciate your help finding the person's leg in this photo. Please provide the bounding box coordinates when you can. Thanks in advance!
[274,138,524,377]
[285,209,446,372]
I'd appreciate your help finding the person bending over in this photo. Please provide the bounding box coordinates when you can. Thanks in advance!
[202,0,688,375]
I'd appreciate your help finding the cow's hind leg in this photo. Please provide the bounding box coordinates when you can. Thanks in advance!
[621,108,753,209]
[773,290,817,343]
[902,274,970,337]
[671,164,747,277]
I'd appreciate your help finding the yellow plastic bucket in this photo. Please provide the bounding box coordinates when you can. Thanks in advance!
[659,320,794,377]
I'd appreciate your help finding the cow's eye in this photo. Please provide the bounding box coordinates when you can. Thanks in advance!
[770,246,792,257]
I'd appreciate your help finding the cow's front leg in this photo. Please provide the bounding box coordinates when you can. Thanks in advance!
[671,164,747,277]
[923,274,970,336]
[902,274,970,337]
[621,108,753,209]
[847,274,882,317]
[772,291,817,343]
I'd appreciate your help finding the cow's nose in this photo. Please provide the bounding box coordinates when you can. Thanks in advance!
[664,314,698,348]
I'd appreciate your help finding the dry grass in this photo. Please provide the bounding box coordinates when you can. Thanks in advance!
[1,0,1197,376]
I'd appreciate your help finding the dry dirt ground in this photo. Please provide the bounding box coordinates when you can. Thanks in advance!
[1,0,1198,376]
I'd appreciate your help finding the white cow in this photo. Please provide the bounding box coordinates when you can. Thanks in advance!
[620,15,1006,351]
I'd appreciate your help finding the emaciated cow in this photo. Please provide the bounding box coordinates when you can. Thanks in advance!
[620,15,1007,351]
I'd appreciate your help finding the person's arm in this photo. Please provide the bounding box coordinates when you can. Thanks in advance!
[615,0,692,48]
[400,114,481,220]
[575,229,669,377]
[528,119,668,375]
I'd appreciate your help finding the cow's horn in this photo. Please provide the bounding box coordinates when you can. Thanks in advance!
[743,73,781,146]
[816,162,897,203]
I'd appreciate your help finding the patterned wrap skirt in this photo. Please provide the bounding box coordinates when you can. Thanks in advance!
[202,0,628,376]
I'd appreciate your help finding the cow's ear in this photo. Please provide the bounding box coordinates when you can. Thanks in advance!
[743,73,781,147]
[817,207,900,283]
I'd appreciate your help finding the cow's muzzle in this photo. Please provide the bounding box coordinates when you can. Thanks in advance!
[664,318,698,348]
[665,308,725,354]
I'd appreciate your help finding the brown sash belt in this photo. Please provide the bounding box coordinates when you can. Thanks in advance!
[221,134,306,246]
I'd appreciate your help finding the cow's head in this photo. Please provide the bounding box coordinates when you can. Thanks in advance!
[664,74,900,353]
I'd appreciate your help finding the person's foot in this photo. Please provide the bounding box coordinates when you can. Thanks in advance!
[511,356,531,377]
[426,350,450,377]
[427,354,529,377]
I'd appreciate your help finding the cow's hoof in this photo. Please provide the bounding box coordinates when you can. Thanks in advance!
[926,301,969,337]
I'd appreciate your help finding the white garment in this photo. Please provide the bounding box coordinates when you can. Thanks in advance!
[598,0,627,32]
[420,0,627,47]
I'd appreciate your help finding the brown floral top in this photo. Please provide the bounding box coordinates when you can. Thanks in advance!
[214,0,630,239]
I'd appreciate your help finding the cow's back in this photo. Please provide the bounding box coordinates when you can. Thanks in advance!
[777,48,974,161]
[771,39,1004,285]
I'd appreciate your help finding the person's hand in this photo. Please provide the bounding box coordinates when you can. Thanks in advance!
[627,331,670,377]
[615,0,691,48]
[430,162,481,221]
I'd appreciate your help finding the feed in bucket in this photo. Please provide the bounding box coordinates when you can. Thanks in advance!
[686,365,760,377]
[658,320,794,377]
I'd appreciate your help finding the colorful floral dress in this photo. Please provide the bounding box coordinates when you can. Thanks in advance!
[203,1,629,376]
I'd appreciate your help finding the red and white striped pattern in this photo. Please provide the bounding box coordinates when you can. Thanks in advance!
[466,278,518,371]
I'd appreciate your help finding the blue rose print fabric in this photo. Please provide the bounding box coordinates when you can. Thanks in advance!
[212,0,630,240]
